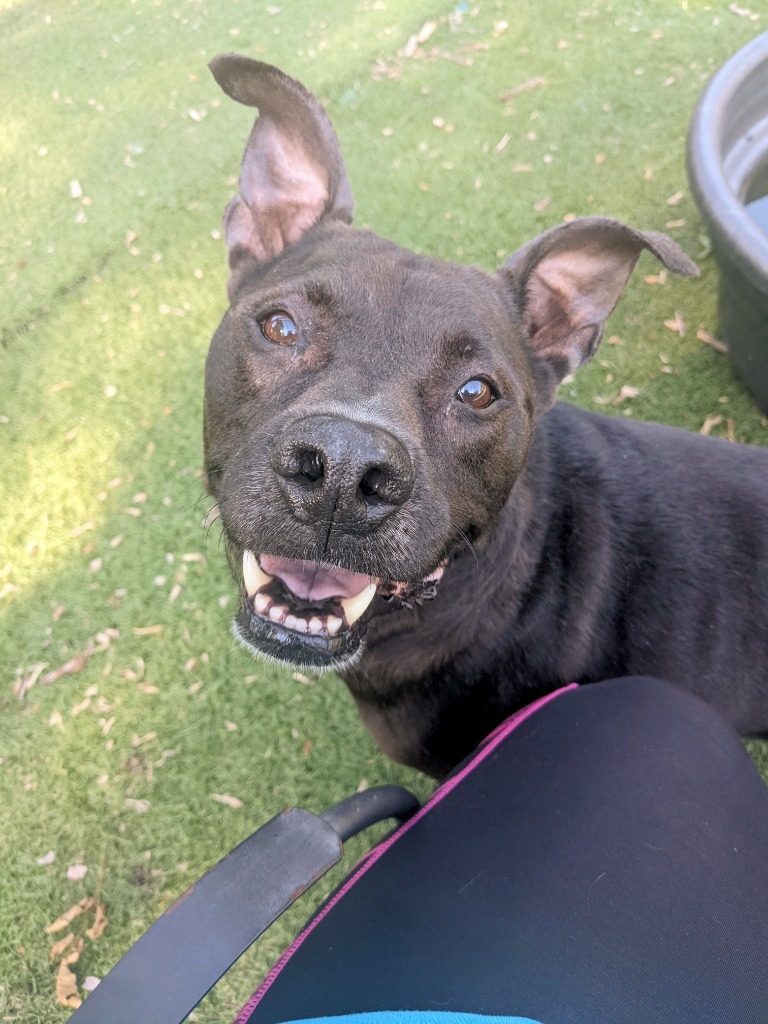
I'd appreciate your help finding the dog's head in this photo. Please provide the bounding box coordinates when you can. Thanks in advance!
[204,54,698,671]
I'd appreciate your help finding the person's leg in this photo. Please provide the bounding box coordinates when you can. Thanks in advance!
[239,678,768,1024]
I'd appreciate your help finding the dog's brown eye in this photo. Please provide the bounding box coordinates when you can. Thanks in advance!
[457,379,495,409]
[260,311,298,345]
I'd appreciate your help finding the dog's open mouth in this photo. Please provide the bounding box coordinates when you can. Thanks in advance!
[236,550,444,668]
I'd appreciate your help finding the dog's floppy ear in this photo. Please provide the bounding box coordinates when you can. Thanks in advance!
[500,217,698,400]
[209,55,354,295]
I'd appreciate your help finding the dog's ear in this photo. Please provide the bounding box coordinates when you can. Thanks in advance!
[499,217,698,400]
[209,55,354,295]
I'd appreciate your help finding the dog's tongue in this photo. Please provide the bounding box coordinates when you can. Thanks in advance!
[259,554,376,602]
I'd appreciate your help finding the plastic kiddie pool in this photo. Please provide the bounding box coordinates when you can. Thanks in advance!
[687,31,768,414]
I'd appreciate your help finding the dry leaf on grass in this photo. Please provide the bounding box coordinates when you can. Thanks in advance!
[210,793,243,809]
[729,2,760,19]
[15,630,116,698]
[403,19,437,57]
[85,902,108,940]
[697,329,729,354]
[55,943,84,1009]
[612,385,641,404]
[49,932,76,960]
[46,897,95,933]
[663,311,686,336]
[700,415,723,436]
[500,76,546,101]
[47,893,108,1006]
[644,270,667,285]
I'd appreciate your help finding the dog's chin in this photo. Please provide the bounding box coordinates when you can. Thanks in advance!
[232,606,367,672]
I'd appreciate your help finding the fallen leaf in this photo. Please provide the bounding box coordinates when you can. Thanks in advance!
[55,941,84,1008]
[49,932,75,960]
[500,76,546,101]
[612,385,641,404]
[494,132,511,153]
[71,697,91,717]
[700,415,723,436]
[729,2,760,19]
[37,850,56,866]
[125,798,151,813]
[403,19,437,56]
[66,864,89,882]
[666,190,684,206]
[85,902,108,940]
[14,662,46,699]
[697,329,728,354]
[132,625,163,636]
[644,270,667,285]
[71,522,95,538]
[210,793,243,809]
[663,311,686,336]
[534,196,551,212]
[46,897,95,934]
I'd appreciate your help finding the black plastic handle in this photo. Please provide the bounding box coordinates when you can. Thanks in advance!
[69,786,419,1023]
[321,785,421,841]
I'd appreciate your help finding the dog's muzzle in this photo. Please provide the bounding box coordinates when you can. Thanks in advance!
[271,414,415,533]
[230,414,443,668]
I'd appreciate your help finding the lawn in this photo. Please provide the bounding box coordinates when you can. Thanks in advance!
[1,1,767,1021]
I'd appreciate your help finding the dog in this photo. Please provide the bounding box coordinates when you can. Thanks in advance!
[203,54,768,778]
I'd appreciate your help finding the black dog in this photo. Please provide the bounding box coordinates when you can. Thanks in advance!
[203,55,768,778]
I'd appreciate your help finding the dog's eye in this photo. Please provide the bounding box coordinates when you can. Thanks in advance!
[260,311,298,345]
[457,378,495,409]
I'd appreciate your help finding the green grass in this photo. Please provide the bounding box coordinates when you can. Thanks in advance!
[1,1,767,1020]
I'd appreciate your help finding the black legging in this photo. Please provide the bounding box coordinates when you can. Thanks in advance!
[237,677,768,1024]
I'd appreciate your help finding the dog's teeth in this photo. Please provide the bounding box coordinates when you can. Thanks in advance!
[269,604,287,623]
[243,550,273,596]
[326,615,343,635]
[340,581,378,627]
[285,613,298,630]
[308,616,324,635]
[295,617,308,633]
[254,592,270,615]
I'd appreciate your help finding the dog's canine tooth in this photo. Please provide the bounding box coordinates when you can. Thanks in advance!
[254,592,270,615]
[340,581,378,627]
[326,615,343,635]
[243,549,273,596]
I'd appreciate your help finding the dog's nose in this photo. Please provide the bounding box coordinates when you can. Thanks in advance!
[271,415,414,531]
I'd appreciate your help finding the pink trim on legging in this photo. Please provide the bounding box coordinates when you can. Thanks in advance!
[234,683,578,1024]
